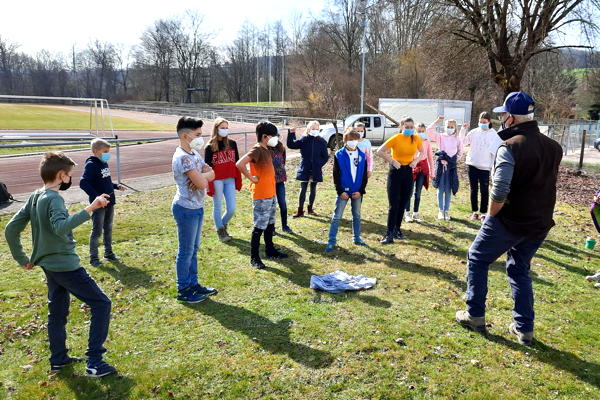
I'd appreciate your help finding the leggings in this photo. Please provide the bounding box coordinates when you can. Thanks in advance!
[299,181,318,208]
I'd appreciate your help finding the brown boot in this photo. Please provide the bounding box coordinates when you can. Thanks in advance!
[292,207,304,218]
[307,205,317,216]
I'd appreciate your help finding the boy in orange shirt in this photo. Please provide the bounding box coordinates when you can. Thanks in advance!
[237,121,289,269]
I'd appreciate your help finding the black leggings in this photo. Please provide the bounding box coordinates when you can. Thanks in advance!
[299,181,318,208]
[386,166,414,235]
[468,166,490,213]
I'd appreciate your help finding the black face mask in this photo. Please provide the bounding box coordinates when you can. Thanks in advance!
[501,115,512,131]
[59,176,72,191]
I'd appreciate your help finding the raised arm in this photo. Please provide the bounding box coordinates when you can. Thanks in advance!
[426,116,444,142]
[286,129,302,149]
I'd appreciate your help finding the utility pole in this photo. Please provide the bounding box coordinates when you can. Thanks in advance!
[359,0,367,114]
[281,52,285,106]
[268,27,272,105]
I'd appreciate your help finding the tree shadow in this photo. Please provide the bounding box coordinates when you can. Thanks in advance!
[184,299,334,369]
[535,252,591,276]
[484,332,600,389]
[96,259,155,288]
[488,261,555,287]
[543,239,598,260]
[56,366,136,399]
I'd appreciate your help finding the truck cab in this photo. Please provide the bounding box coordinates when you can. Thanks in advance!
[319,114,399,149]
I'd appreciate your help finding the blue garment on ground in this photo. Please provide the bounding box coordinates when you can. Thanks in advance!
[310,270,376,293]
[432,151,459,195]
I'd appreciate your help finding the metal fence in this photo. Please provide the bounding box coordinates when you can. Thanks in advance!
[540,121,600,155]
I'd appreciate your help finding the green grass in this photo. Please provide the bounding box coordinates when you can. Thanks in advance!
[0,104,172,131]
[562,160,600,175]
[1,160,599,399]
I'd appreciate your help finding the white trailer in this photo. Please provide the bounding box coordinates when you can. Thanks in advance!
[378,98,472,127]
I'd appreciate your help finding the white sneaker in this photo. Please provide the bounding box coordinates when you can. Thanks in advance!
[586,272,600,282]
[405,212,414,223]
[413,212,422,222]
[444,211,451,221]
[595,283,600,289]
[438,210,445,220]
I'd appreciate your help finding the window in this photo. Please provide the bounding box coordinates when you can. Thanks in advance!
[374,117,382,128]
[359,117,371,128]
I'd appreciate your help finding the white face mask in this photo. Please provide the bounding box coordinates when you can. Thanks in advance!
[346,140,358,149]
[446,128,455,135]
[189,137,205,151]
[218,129,229,137]
[309,129,320,137]
[267,136,279,147]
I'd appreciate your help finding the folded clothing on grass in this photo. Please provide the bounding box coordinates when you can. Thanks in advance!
[310,270,376,293]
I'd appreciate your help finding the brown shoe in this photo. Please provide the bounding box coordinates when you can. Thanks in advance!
[217,227,232,242]
[455,310,486,332]
[307,205,317,216]
[292,207,304,218]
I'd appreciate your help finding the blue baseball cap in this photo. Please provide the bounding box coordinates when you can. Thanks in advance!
[493,91,535,115]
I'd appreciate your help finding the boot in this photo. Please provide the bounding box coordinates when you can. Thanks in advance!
[455,310,486,332]
[307,205,317,216]
[250,227,266,269]
[292,207,304,218]
[217,227,231,242]
[264,224,288,259]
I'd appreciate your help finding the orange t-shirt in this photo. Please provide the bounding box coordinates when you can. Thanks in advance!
[249,146,276,200]
[383,133,422,165]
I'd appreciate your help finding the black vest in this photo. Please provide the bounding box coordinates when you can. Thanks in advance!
[496,121,563,237]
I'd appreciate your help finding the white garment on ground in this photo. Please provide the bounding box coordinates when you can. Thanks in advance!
[310,270,377,293]
[464,128,502,171]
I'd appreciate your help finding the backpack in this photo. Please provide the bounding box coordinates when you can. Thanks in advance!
[0,182,14,204]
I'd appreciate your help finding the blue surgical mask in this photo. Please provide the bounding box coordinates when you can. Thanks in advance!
[100,153,111,162]
[403,129,415,136]
[479,123,489,130]
[417,131,428,140]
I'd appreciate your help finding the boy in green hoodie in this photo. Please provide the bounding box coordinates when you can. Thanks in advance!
[4,152,117,377]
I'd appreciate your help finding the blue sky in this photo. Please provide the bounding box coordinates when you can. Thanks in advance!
[1,0,327,55]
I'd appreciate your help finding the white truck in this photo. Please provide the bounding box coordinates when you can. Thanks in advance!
[319,98,472,148]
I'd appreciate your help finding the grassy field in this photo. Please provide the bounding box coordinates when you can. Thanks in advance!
[0,104,172,131]
[0,160,599,399]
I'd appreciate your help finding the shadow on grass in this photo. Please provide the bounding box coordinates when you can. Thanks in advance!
[488,261,555,287]
[484,333,600,389]
[312,291,392,308]
[184,299,334,369]
[96,259,155,288]
[56,367,136,399]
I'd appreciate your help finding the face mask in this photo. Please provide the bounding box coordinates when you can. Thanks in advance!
[417,131,428,140]
[267,136,279,147]
[100,153,111,162]
[309,130,320,137]
[189,137,205,152]
[218,129,229,137]
[501,115,512,130]
[446,128,455,135]
[59,176,72,191]
[479,123,489,130]
[346,140,358,149]
[403,128,415,136]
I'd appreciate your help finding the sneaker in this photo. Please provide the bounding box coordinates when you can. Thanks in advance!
[104,253,118,261]
[325,244,335,253]
[393,230,407,240]
[282,226,294,234]
[405,212,414,223]
[380,235,394,245]
[455,310,486,332]
[86,361,116,378]
[90,259,103,267]
[595,283,600,289]
[470,212,479,220]
[50,356,83,373]
[412,212,423,222]
[508,322,534,346]
[444,211,451,221]
[586,271,600,282]
[251,258,267,269]
[438,210,445,220]
[479,214,487,223]
[176,288,207,304]
[265,249,289,259]
[191,284,218,296]
[354,239,367,246]
[217,227,232,242]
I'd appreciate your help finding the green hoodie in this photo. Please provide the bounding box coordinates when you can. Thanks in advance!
[4,189,91,272]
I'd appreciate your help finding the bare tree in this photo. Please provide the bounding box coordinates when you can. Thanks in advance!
[446,0,600,95]
[139,19,176,101]
[321,0,365,72]
[0,35,19,94]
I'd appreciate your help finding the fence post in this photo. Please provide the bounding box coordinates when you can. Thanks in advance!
[244,132,248,153]
[578,129,587,172]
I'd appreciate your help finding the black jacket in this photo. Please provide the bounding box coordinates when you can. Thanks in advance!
[80,156,119,205]
[496,120,563,237]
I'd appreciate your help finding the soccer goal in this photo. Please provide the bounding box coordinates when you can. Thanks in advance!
[0,94,115,140]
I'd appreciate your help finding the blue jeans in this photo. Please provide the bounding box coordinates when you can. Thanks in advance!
[328,195,362,245]
[407,172,426,212]
[276,182,289,228]
[89,205,114,261]
[466,216,546,332]
[42,267,111,366]
[212,178,236,229]
[172,203,204,291]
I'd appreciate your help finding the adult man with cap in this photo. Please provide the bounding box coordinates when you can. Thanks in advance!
[455,91,563,345]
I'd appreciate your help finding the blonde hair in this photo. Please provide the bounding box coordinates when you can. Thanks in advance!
[91,138,110,152]
[353,121,365,129]
[305,120,320,135]
[446,119,458,134]
[208,117,231,152]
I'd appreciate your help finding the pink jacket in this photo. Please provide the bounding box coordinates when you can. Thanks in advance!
[418,138,434,175]
[426,122,466,158]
